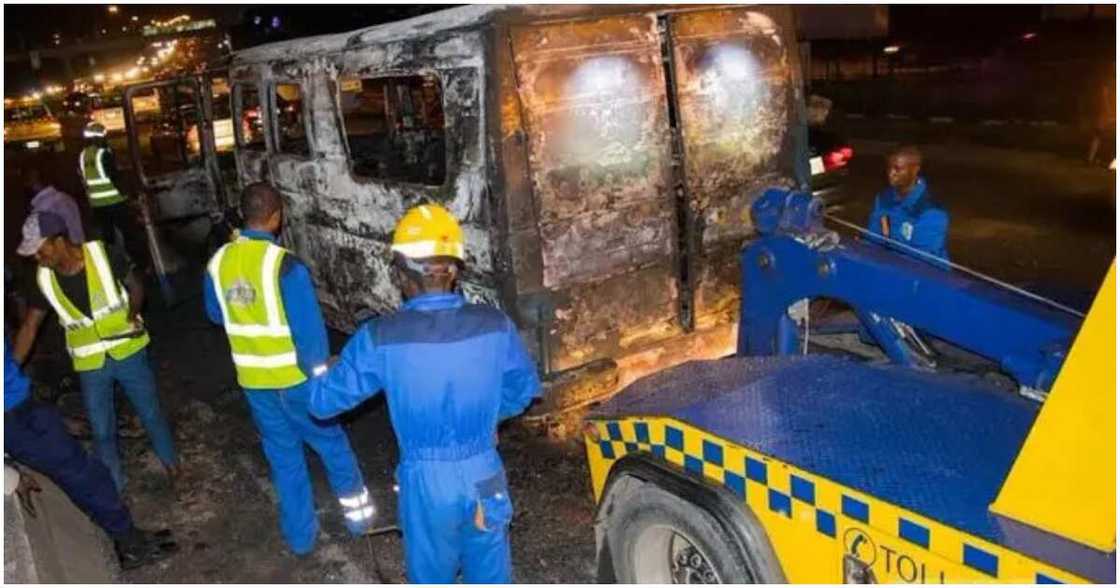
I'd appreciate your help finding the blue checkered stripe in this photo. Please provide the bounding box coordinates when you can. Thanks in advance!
[595,418,1068,584]
[598,420,843,540]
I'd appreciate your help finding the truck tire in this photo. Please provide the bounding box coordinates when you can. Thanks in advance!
[607,484,757,583]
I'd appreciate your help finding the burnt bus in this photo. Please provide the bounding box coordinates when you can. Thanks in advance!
[128,5,809,407]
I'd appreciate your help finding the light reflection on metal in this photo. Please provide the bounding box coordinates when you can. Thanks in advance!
[559,56,642,166]
[696,43,763,128]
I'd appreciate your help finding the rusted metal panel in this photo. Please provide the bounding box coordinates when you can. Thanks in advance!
[510,15,677,288]
[669,6,799,326]
[508,14,683,372]
[219,5,804,396]
[231,25,498,332]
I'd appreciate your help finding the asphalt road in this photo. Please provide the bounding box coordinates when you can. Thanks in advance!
[10,133,1115,583]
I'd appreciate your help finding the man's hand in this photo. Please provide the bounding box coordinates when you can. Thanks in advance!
[15,470,43,518]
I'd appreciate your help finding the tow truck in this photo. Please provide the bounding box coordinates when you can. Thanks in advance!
[584,189,1114,583]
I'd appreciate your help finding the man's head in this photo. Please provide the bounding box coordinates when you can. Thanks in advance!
[390,204,465,298]
[240,182,284,235]
[17,212,74,269]
[886,145,922,195]
[83,121,108,145]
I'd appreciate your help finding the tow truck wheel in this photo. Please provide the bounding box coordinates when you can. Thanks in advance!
[608,484,755,583]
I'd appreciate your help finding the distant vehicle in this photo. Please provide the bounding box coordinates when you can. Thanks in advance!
[3,97,62,151]
[808,126,853,198]
[90,93,127,133]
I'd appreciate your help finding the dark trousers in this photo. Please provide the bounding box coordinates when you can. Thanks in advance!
[4,400,133,539]
[92,202,149,270]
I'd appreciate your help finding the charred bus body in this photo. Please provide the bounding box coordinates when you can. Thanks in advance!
[138,5,809,404]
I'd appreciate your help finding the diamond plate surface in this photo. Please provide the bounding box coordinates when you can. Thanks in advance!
[592,354,1039,543]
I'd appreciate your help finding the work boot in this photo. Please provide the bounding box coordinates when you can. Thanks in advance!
[115,527,178,571]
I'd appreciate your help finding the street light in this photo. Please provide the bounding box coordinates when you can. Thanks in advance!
[107,5,119,14]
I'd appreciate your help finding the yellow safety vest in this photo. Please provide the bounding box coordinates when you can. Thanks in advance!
[207,238,306,389]
[80,146,125,207]
[36,241,149,372]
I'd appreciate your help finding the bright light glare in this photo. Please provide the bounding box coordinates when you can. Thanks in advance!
[883,45,901,54]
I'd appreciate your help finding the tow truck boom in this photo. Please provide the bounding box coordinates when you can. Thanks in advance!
[738,189,1080,394]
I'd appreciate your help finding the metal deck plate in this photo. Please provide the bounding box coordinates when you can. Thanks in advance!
[592,354,1038,544]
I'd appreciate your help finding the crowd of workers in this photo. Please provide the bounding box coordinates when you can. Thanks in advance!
[5,118,946,580]
[6,120,541,580]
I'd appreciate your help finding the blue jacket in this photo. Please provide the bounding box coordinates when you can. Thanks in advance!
[866,177,950,263]
[203,229,330,380]
[5,335,30,412]
[309,292,541,461]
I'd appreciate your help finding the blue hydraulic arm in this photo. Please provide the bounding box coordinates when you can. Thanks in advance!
[737,189,1080,394]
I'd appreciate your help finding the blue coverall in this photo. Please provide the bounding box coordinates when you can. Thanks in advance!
[309,292,541,583]
[860,176,951,363]
[865,176,950,262]
[5,336,134,540]
[203,229,369,554]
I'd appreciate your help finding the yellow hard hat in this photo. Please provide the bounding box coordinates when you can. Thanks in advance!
[391,204,464,262]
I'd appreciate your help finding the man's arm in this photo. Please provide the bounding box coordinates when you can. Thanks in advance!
[279,260,330,377]
[201,272,223,325]
[308,325,384,419]
[498,319,542,421]
[124,269,144,322]
[13,308,46,365]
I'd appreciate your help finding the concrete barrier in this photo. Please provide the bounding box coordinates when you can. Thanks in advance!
[3,465,115,583]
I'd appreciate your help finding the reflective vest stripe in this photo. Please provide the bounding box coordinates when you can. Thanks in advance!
[72,337,133,358]
[81,148,123,203]
[208,238,305,388]
[207,243,231,324]
[261,245,284,330]
[86,241,122,308]
[230,351,299,368]
[36,268,91,329]
[35,241,147,371]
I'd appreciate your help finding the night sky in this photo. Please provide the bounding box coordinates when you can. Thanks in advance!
[3,4,1113,95]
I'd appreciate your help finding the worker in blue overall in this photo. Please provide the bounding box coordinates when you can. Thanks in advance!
[861,145,950,366]
[203,183,372,555]
[5,334,178,570]
[308,204,541,583]
[865,145,950,263]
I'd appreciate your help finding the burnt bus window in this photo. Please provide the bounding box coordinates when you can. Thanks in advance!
[338,75,446,185]
[274,83,309,157]
[235,84,265,150]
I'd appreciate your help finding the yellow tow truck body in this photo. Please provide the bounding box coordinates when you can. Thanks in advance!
[584,263,1114,583]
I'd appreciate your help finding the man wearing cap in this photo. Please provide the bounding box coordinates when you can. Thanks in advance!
[80,121,148,270]
[203,182,372,555]
[12,211,179,492]
[24,167,84,244]
[309,203,541,582]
